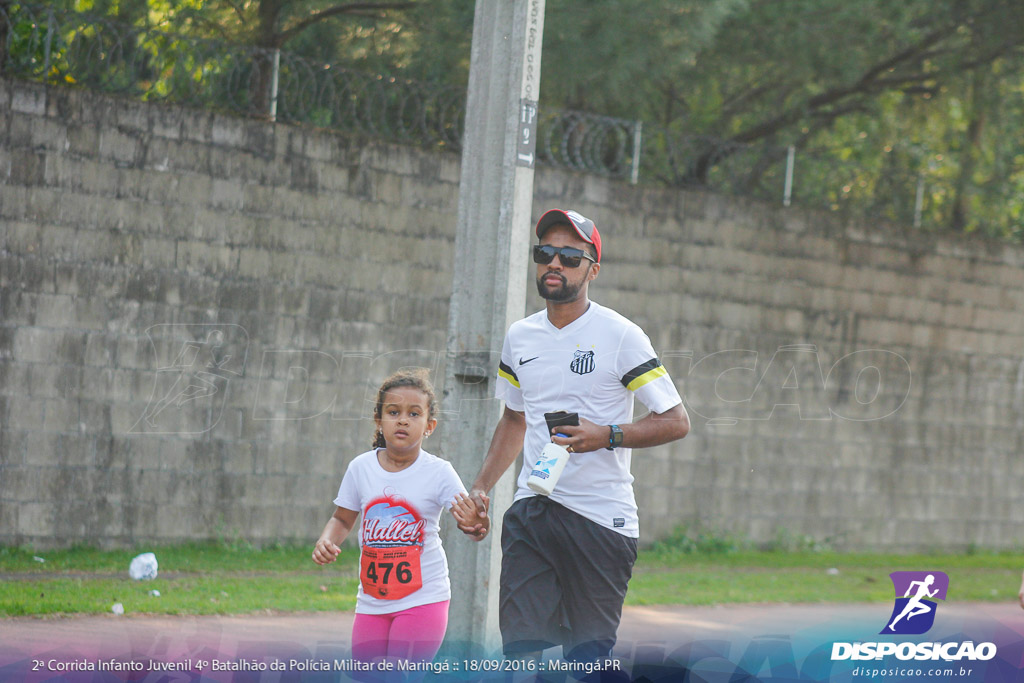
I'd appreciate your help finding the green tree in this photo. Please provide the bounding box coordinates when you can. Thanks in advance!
[533,0,1023,236]
[37,0,423,112]
[52,0,418,49]
[11,0,1023,237]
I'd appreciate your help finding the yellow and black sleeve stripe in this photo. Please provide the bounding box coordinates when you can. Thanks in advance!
[498,360,521,388]
[620,358,667,392]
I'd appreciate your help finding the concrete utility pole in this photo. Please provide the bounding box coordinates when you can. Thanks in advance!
[440,0,546,656]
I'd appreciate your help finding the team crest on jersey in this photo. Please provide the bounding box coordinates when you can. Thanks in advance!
[570,349,596,375]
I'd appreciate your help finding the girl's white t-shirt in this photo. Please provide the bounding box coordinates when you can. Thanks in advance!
[334,448,467,615]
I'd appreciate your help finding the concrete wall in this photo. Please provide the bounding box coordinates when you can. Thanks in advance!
[2,78,1023,551]
[0,79,458,548]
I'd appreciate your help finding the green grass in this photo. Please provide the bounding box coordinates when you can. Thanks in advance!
[628,537,1024,606]
[0,541,328,573]
[0,542,361,616]
[2,540,1023,617]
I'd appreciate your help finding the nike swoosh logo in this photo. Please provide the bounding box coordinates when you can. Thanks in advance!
[519,356,540,366]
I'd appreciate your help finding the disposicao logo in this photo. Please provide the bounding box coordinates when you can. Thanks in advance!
[831,570,997,663]
[881,571,949,635]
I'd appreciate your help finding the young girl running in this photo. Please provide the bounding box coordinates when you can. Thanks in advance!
[312,369,489,666]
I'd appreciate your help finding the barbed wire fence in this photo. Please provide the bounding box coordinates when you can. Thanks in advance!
[1,3,985,235]
[0,3,468,147]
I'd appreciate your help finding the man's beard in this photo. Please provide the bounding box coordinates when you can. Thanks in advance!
[536,273,582,302]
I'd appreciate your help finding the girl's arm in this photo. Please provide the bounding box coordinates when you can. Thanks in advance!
[312,507,359,565]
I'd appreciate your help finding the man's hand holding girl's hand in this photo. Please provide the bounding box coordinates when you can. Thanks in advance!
[453,491,490,541]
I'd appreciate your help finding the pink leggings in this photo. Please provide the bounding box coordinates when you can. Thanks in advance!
[351,600,450,663]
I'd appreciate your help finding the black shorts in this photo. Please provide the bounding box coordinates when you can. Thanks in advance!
[499,496,638,662]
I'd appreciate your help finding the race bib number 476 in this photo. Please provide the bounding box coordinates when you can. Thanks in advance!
[359,546,423,600]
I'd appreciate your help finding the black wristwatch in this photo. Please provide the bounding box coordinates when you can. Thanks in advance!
[607,424,624,450]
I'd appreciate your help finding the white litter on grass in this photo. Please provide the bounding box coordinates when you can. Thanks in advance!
[149,590,161,597]
[826,567,840,575]
[129,552,158,580]
[32,556,45,563]
[111,603,125,615]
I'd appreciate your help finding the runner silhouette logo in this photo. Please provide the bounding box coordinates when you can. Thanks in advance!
[881,571,949,635]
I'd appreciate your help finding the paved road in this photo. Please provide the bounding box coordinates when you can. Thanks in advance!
[3,602,1024,679]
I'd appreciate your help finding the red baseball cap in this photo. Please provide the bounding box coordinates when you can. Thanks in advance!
[535,209,602,262]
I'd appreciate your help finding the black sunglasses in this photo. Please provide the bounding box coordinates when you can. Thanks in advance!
[532,244,596,268]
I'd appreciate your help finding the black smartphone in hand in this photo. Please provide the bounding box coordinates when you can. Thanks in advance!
[544,410,579,437]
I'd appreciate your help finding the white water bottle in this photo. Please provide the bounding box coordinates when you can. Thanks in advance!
[527,439,572,496]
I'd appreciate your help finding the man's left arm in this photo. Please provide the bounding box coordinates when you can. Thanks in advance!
[552,403,689,453]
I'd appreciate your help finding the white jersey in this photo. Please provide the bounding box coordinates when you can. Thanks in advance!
[495,301,681,537]
[334,449,467,614]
